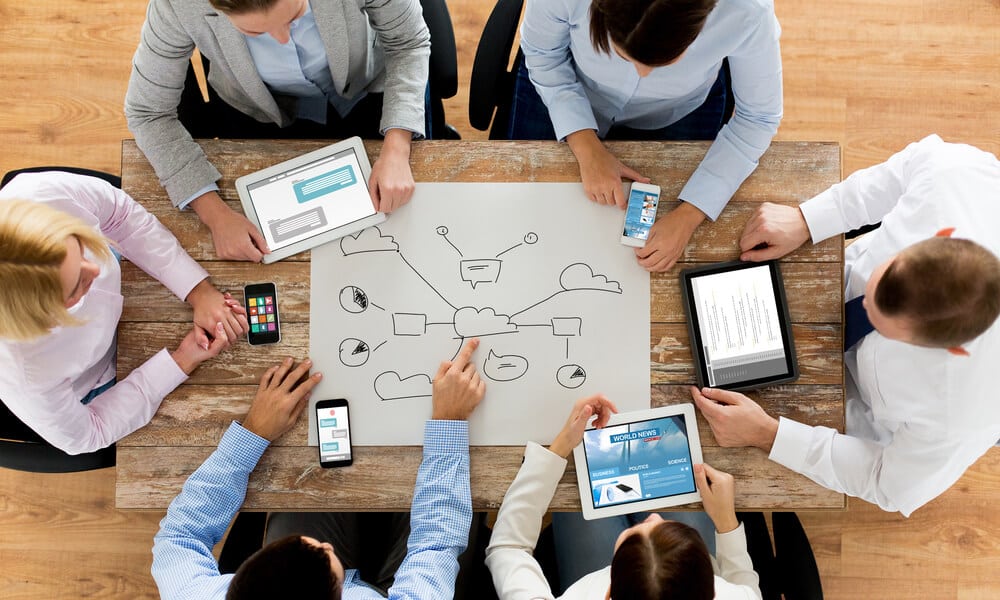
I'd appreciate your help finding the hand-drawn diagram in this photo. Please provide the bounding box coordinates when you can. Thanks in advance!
[310,182,650,445]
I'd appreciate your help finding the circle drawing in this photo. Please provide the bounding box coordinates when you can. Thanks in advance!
[339,338,371,367]
[436,226,450,235]
[556,364,587,389]
[524,232,538,244]
[340,285,369,313]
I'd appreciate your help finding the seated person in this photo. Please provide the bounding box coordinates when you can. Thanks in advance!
[693,134,1000,516]
[125,0,431,261]
[151,339,486,599]
[514,0,783,272]
[0,171,245,455]
[486,395,762,599]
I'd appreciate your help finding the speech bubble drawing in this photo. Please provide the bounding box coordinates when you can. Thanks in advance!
[551,317,583,336]
[454,307,517,337]
[341,226,399,256]
[374,371,432,401]
[483,349,529,382]
[460,259,502,289]
[559,263,622,293]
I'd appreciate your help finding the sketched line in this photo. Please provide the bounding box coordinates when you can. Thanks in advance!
[398,252,457,310]
[565,337,570,359]
[443,234,464,257]
[510,290,567,318]
[372,340,387,353]
[495,242,522,258]
[370,302,385,311]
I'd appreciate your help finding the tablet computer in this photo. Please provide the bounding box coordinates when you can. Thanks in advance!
[573,404,703,520]
[235,137,386,264]
[680,260,799,391]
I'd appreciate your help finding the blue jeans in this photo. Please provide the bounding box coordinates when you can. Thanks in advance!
[507,58,730,142]
[551,510,717,594]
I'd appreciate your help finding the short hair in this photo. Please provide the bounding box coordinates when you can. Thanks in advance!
[209,0,281,14]
[226,535,342,600]
[0,198,112,341]
[874,237,1000,347]
[609,520,715,600]
[589,0,718,66]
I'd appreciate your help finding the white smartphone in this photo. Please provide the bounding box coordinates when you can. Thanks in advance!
[315,398,353,468]
[620,182,661,247]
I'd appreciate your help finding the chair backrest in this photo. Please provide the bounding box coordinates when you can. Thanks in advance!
[469,0,525,138]
[1,166,121,190]
[419,0,460,139]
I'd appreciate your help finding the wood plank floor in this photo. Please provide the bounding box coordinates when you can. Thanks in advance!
[1,0,999,597]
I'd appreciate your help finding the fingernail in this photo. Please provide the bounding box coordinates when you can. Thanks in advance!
[304,359,313,365]
[314,372,323,379]
[285,357,293,364]
[201,343,209,350]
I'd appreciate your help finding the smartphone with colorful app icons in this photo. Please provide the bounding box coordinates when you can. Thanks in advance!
[315,398,353,468]
[243,282,281,345]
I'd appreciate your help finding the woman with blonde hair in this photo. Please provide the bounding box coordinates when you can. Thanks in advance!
[0,171,247,455]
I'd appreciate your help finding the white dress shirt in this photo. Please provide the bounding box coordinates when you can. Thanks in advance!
[769,135,1000,516]
[0,173,208,455]
[520,0,783,220]
[486,442,762,600]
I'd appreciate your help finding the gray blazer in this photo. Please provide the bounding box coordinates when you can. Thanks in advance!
[125,0,430,205]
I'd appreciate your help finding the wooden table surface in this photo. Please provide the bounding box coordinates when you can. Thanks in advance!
[116,139,844,511]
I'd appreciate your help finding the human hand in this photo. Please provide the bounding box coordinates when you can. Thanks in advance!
[185,280,249,343]
[634,202,707,272]
[567,130,650,208]
[694,463,739,534]
[431,338,486,421]
[170,322,230,375]
[548,394,618,458]
[369,129,415,213]
[243,357,323,442]
[739,202,811,261]
[191,191,270,262]
[690,386,779,452]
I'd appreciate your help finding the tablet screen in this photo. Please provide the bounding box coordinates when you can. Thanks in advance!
[582,415,696,509]
[244,148,375,252]
[686,262,795,388]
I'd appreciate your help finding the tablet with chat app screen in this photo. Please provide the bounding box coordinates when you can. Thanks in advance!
[680,260,799,391]
[573,404,703,520]
[236,137,385,264]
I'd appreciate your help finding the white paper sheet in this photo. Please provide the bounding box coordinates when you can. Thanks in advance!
[309,183,650,445]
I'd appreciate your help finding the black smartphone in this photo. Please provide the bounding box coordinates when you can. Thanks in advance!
[616,483,634,493]
[316,398,353,468]
[243,282,280,345]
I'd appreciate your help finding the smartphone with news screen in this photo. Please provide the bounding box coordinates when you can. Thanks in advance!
[316,399,353,468]
[620,182,661,247]
[243,282,280,345]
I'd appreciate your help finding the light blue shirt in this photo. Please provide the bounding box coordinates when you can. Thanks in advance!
[521,0,783,220]
[151,420,472,600]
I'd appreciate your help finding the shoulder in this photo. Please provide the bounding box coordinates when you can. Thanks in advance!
[0,171,109,215]
[713,0,776,22]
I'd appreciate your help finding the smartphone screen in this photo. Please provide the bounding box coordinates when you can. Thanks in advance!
[244,282,280,345]
[316,399,353,468]
[622,186,660,243]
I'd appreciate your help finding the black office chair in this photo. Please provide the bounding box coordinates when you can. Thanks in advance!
[740,512,824,600]
[0,166,120,473]
[469,0,525,139]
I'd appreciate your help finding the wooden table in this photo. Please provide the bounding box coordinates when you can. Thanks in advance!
[116,139,844,511]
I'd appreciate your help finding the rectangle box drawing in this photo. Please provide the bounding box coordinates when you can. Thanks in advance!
[268,206,328,243]
[393,313,427,336]
[551,317,583,336]
[293,165,357,203]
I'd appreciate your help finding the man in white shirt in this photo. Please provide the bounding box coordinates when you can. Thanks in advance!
[690,135,1000,517]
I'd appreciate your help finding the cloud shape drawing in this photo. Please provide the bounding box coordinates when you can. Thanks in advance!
[341,226,399,256]
[453,306,517,337]
[374,371,432,401]
[559,263,622,293]
[484,350,529,382]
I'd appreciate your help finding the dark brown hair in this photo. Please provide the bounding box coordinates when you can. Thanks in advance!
[874,237,1000,347]
[609,520,715,600]
[209,0,281,14]
[226,535,342,600]
[590,0,718,66]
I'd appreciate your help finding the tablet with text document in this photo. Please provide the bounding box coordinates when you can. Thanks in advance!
[573,404,703,520]
[236,137,385,264]
[680,260,799,391]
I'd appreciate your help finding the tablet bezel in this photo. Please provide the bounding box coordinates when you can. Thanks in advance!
[235,137,386,264]
[573,404,703,520]
[680,260,799,391]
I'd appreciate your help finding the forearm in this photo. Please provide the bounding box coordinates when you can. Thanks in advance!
[715,524,762,598]
[369,0,431,136]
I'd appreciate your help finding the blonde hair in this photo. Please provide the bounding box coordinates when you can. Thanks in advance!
[0,198,112,340]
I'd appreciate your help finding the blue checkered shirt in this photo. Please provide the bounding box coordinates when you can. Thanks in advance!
[151,420,472,599]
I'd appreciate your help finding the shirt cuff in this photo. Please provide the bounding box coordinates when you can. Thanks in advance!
[178,183,220,211]
[715,521,749,554]
[424,420,469,454]
[381,125,424,141]
[526,441,569,472]
[678,171,733,221]
[146,349,190,398]
[222,421,272,468]
[799,189,846,243]
[768,416,815,473]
